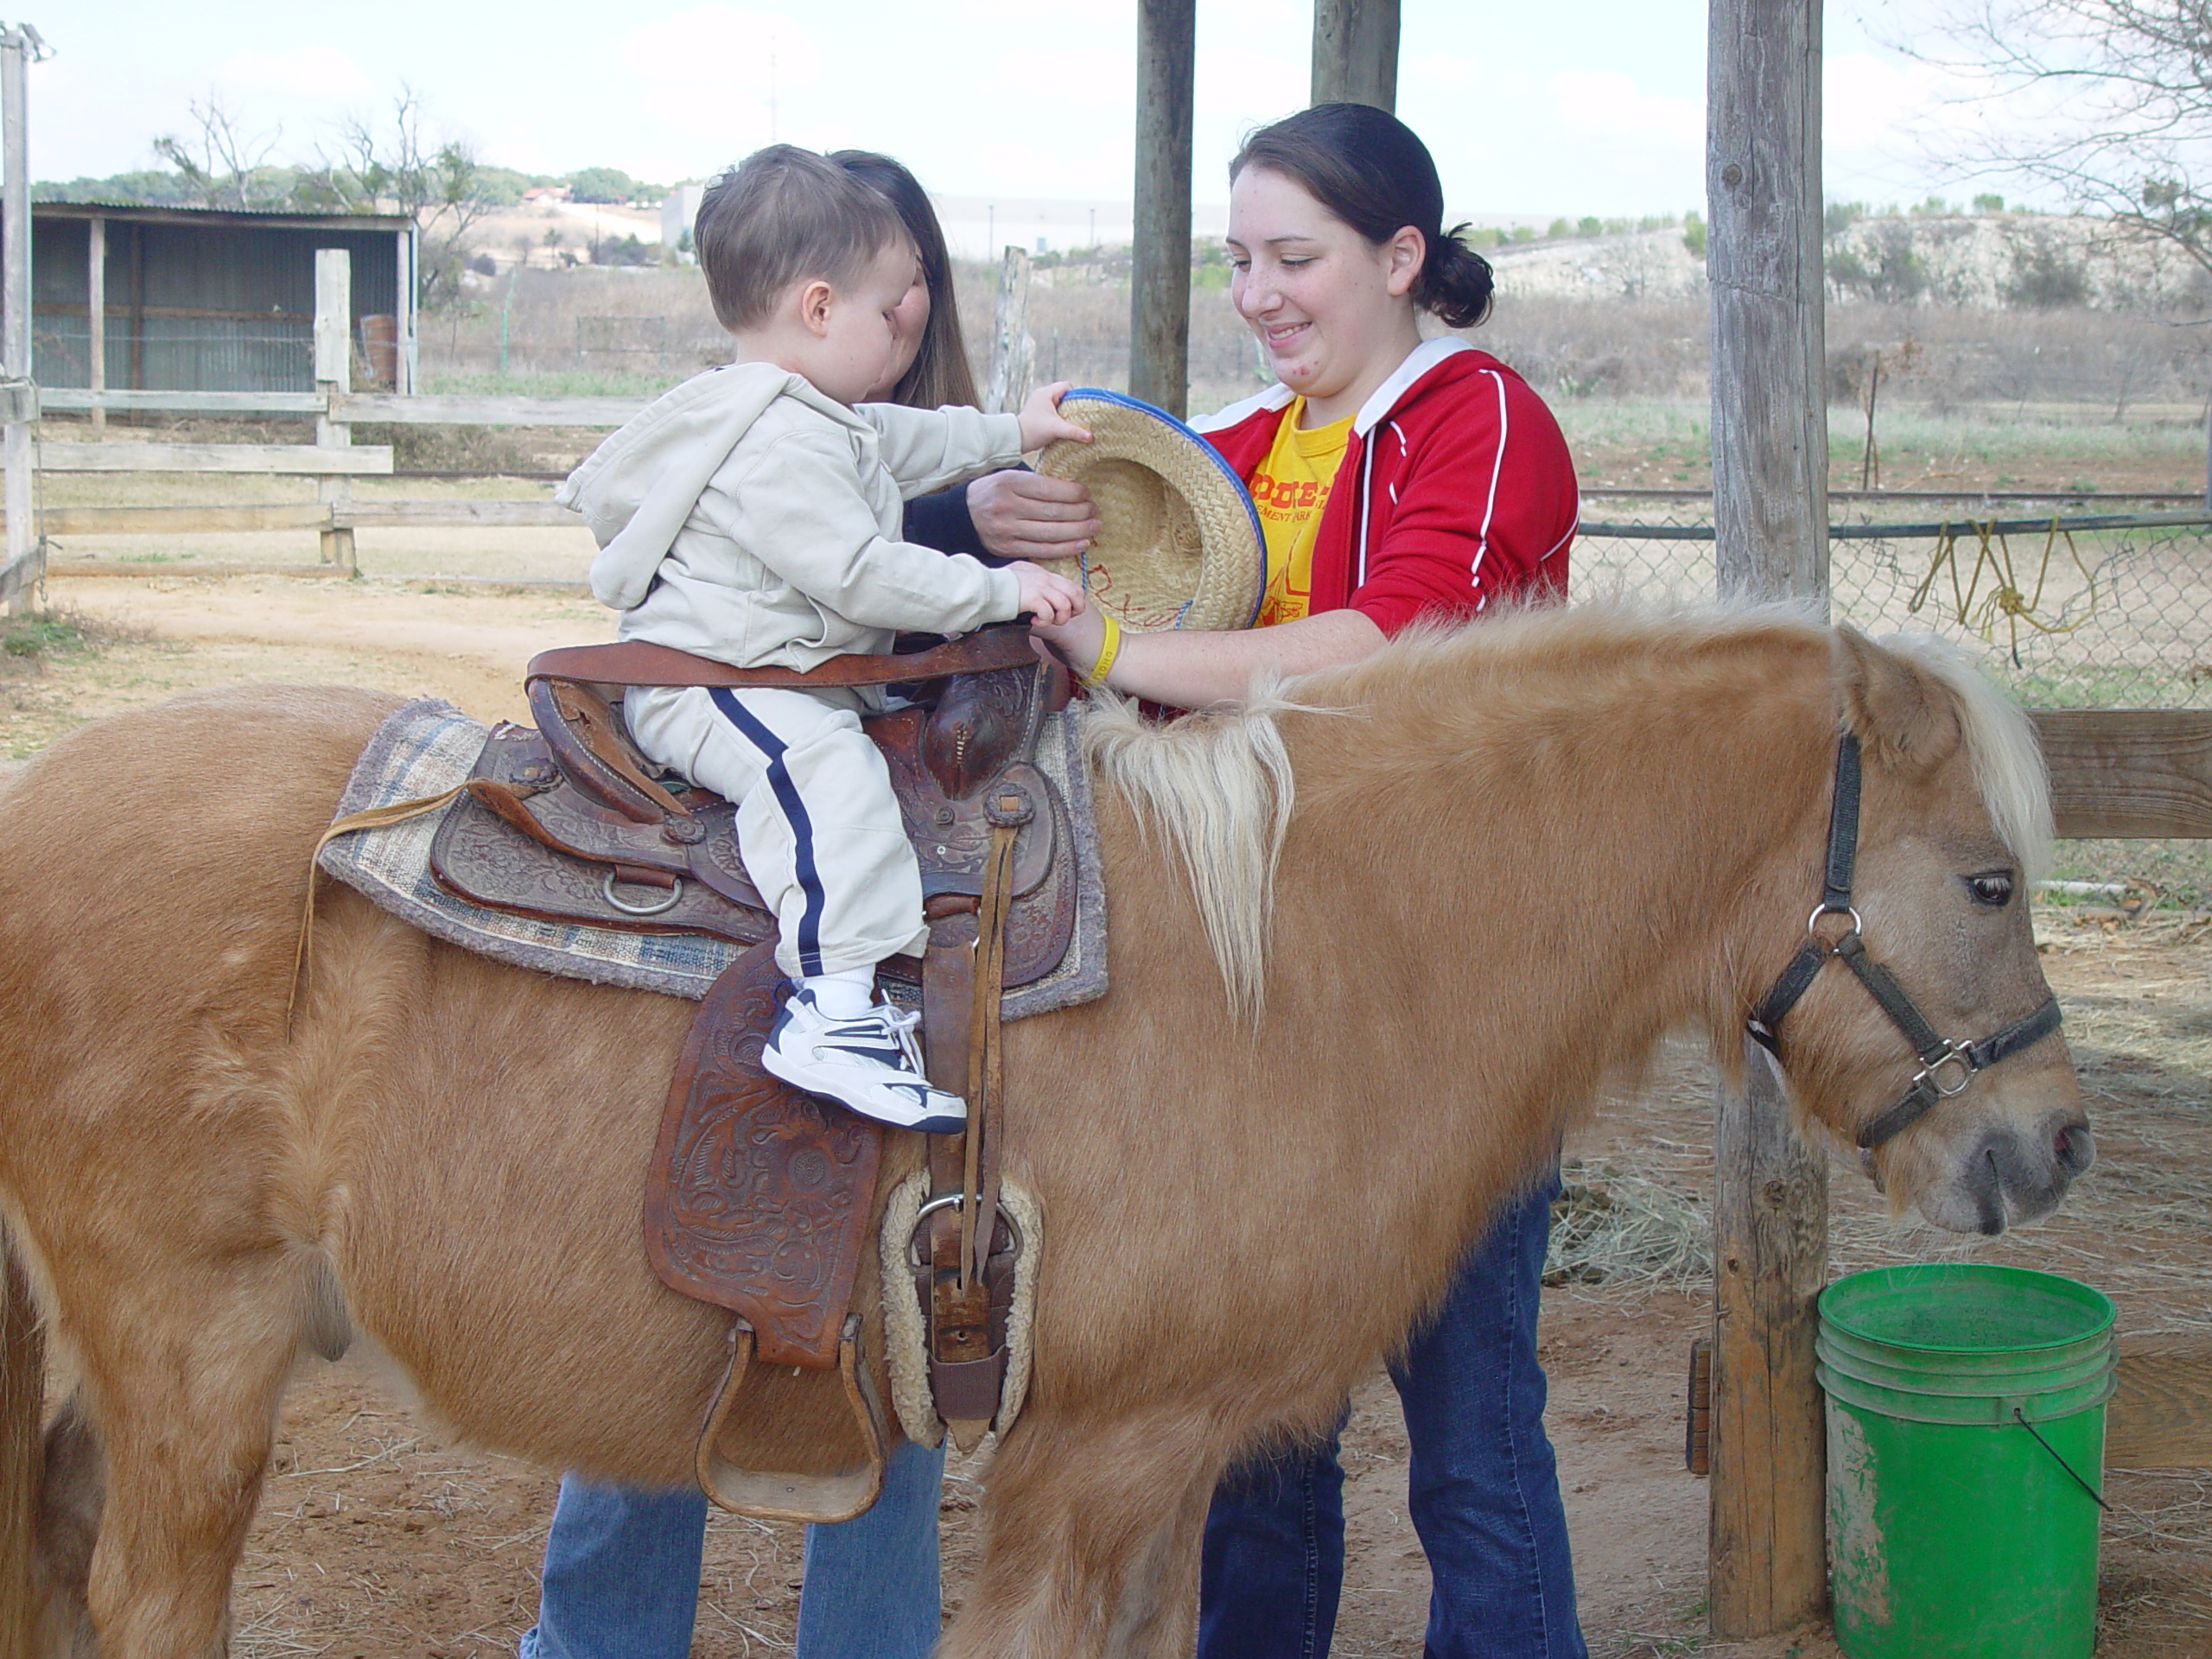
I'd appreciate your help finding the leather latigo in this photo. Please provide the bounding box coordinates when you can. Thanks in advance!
[645,944,883,1369]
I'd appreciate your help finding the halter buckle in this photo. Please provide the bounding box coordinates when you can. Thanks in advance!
[1913,1041,1976,1100]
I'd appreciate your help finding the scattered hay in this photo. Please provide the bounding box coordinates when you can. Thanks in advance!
[1546,1160,1712,1299]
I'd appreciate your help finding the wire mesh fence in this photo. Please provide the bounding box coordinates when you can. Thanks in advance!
[1575,502,2212,709]
[34,320,316,394]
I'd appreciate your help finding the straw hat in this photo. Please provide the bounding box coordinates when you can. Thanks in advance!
[1033,389,1265,632]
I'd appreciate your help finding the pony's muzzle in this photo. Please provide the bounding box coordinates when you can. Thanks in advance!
[1960,1114,2092,1235]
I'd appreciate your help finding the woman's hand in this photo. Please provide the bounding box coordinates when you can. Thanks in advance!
[1032,606,1108,680]
[968,470,1101,562]
[1017,381,1091,452]
[1007,560,1086,627]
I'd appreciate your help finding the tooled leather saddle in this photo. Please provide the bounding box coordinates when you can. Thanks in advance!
[425,623,1065,1520]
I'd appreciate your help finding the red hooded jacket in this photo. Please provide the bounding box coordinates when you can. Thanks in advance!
[1191,338,1579,634]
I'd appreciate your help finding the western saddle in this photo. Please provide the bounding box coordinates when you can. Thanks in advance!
[427,623,1071,1519]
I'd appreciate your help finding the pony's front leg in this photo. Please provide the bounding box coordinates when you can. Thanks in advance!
[67,1274,302,1658]
[941,1414,1221,1659]
[1101,1469,1211,1659]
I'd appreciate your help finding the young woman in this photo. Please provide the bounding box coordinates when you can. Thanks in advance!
[1033,102,1586,1659]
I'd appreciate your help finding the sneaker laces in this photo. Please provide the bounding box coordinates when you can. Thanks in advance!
[872,1001,930,1076]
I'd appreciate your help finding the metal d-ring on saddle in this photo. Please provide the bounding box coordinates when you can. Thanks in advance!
[1747,730,2064,1154]
[435,623,1066,1518]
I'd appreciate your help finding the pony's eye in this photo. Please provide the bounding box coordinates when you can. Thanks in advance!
[1965,871,2015,907]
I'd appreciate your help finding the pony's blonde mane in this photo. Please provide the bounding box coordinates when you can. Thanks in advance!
[1082,683,1298,1020]
[1877,629,2055,881]
[1084,601,2055,1015]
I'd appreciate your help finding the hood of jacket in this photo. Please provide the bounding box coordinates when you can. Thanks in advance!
[557,361,864,611]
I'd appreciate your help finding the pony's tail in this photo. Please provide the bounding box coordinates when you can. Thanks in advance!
[1,1219,46,1652]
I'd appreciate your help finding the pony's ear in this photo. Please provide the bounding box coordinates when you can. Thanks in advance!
[1832,626,1961,776]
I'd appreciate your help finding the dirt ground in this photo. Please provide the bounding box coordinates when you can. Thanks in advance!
[11,572,2212,1658]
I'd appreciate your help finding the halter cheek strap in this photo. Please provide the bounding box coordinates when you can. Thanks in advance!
[1747,731,2063,1154]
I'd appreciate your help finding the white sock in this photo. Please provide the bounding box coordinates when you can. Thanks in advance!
[803,968,877,1020]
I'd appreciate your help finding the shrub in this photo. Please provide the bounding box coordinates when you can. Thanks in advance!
[1682,212,1707,259]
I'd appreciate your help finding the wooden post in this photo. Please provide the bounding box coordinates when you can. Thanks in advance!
[0,25,35,616]
[314,248,356,575]
[396,227,418,396]
[128,222,144,391]
[86,215,105,434]
[985,246,1034,416]
[1311,0,1400,110]
[1706,0,1831,1638]
[1129,0,1194,416]
[0,1224,43,1659]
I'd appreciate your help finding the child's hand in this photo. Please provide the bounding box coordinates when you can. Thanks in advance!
[1018,382,1091,453]
[1007,560,1086,627]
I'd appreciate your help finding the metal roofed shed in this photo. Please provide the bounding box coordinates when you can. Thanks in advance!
[27,202,419,399]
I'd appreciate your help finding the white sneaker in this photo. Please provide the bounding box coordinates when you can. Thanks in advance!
[761,988,968,1134]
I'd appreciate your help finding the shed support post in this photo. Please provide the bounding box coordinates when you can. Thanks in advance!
[0,1222,42,1659]
[315,248,356,575]
[1705,0,1832,1637]
[0,25,36,616]
[1311,0,1400,110]
[87,216,105,434]
[1130,0,1194,416]
[397,227,418,396]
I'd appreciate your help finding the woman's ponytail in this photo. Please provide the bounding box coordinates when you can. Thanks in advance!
[1232,105,1492,329]
[1417,223,1495,328]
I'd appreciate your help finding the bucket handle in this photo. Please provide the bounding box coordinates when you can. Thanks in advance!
[2012,1408,2113,1513]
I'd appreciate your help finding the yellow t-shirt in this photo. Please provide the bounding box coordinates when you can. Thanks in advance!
[1250,400,1354,627]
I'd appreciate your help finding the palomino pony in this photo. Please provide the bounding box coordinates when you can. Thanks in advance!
[0,603,2086,1657]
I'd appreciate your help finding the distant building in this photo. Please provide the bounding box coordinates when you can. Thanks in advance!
[522,185,572,204]
[28,201,420,393]
[661,182,705,251]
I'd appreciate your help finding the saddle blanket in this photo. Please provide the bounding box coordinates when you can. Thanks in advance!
[319,696,1109,1021]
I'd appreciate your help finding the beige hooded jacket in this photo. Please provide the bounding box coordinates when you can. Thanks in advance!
[559,361,1025,673]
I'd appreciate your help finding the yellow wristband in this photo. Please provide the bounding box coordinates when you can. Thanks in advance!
[1082,614,1122,688]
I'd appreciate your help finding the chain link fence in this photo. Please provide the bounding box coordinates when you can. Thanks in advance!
[1574,501,2212,710]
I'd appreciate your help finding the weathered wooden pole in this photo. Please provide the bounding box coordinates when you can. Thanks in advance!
[314,248,357,575]
[985,245,1035,416]
[1311,0,1400,110]
[1706,0,1831,1638]
[0,1224,43,1659]
[1129,0,1193,416]
[0,25,37,615]
[86,216,105,434]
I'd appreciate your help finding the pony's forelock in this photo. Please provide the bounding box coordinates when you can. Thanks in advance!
[1877,630,2055,883]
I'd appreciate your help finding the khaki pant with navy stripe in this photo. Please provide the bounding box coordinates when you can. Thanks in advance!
[625,683,928,979]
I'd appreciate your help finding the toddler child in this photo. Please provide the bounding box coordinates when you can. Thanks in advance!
[558,146,1086,1132]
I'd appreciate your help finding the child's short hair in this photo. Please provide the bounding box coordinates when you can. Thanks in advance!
[696,146,909,331]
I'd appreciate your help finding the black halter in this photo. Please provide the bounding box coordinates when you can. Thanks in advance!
[1747,731,2064,1153]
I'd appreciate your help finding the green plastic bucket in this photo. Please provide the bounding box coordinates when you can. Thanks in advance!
[1817,1264,2115,1659]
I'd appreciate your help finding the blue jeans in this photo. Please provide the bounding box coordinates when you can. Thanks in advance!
[1198,1174,1586,1659]
[519,1434,948,1659]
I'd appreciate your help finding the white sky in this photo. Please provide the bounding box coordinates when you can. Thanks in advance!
[37,1,2002,221]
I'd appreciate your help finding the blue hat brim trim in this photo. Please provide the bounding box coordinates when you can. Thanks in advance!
[1059,387,1267,631]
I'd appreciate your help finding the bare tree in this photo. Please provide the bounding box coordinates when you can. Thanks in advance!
[151,93,286,210]
[1894,0,2212,282]
[294,89,491,309]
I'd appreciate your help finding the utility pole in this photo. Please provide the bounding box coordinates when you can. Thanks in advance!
[1705,0,1831,1638]
[1311,0,1400,109]
[0,22,49,615]
[1129,0,1193,415]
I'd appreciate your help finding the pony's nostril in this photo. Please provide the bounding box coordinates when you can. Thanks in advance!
[2054,1123,2095,1175]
